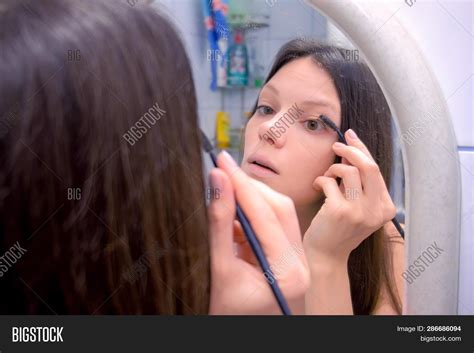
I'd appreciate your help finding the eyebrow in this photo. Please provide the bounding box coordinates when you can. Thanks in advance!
[261,83,336,113]
[262,83,279,96]
[299,99,334,110]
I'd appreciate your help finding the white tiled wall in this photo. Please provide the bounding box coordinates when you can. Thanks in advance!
[459,150,474,314]
[152,0,328,139]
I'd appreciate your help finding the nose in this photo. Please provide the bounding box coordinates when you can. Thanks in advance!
[258,114,287,148]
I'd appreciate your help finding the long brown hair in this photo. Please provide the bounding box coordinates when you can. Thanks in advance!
[250,39,402,314]
[0,0,209,314]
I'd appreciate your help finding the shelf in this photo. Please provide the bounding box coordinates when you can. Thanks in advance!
[228,20,269,31]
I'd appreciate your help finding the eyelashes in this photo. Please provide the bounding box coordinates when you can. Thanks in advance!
[256,105,328,133]
[303,118,327,132]
[255,105,274,115]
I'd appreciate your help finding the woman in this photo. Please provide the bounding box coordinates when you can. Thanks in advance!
[0,0,307,314]
[240,39,405,314]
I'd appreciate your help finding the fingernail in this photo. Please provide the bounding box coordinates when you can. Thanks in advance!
[220,150,238,168]
[333,142,345,148]
[348,129,358,139]
[210,170,223,191]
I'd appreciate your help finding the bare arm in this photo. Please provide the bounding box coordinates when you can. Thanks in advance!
[305,252,353,315]
[305,223,405,315]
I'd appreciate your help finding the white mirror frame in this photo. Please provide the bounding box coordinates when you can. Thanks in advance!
[305,0,462,314]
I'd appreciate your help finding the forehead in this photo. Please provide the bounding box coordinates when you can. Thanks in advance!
[264,57,341,117]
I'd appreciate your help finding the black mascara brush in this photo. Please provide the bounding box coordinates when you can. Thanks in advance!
[319,115,405,240]
[200,130,292,315]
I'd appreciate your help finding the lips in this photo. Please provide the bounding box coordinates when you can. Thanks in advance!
[247,154,279,175]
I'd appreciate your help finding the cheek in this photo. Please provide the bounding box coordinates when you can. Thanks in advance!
[304,145,336,177]
[289,157,326,189]
[283,143,336,204]
[243,120,259,153]
[292,136,336,175]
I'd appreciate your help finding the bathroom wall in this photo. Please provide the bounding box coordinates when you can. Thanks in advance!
[152,0,327,145]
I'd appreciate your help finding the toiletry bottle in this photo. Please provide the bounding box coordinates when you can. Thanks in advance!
[226,31,248,87]
[215,111,231,149]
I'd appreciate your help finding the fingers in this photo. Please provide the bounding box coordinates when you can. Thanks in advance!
[332,142,383,199]
[336,130,396,220]
[233,220,259,265]
[345,129,375,162]
[332,142,375,172]
[233,220,246,244]
[208,168,236,272]
[324,164,362,197]
[246,178,306,268]
[216,151,292,260]
[313,176,345,204]
[247,178,302,248]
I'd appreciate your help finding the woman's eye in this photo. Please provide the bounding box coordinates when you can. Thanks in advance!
[256,105,274,115]
[303,119,324,131]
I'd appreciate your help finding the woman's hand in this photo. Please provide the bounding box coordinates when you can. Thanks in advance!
[303,129,397,265]
[208,151,309,315]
